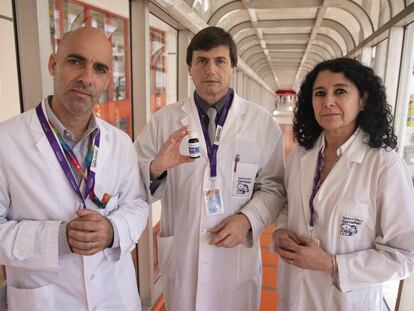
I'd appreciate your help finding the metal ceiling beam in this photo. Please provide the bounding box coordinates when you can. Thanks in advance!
[268,51,304,58]
[246,51,269,65]
[241,0,280,88]
[315,34,343,56]
[311,44,334,59]
[266,44,307,51]
[312,40,338,58]
[230,19,314,43]
[325,0,374,39]
[347,2,414,57]
[246,0,323,10]
[240,44,263,59]
[386,0,404,17]
[207,1,244,25]
[248,57,268,69]
[322,19,355,48]
[293,1,328,89]
[262,33,310,43]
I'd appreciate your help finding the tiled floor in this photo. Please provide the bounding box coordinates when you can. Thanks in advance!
[260,226,279,311]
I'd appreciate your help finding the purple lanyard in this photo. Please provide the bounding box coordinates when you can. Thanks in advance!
[35,103,100,208]
[309,150,324,227]
[196,90,233,179]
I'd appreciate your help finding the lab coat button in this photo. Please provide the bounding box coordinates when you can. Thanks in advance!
[90,274,95,280]
[202,228,207,233]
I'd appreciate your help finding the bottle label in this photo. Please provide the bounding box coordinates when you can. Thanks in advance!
[189,142,201,157]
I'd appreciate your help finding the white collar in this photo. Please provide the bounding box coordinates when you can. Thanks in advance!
[319,127,361,157]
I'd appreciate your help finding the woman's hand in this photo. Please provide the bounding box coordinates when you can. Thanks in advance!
[275,231,333,273]
[273,229,301,251]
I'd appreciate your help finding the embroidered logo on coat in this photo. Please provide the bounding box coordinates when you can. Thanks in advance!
[236,182,250,194]
[340,216,363,236]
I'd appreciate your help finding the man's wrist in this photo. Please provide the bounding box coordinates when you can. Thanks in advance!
[150,160,165,178]
[59,222,72,255]
[238,212,252,231]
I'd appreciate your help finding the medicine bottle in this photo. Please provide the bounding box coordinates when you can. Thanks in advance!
[188,132,201,158]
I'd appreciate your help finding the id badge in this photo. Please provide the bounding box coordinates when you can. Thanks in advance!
[90,145,99,172]
[204,187,224,216]
[308,225,320,247]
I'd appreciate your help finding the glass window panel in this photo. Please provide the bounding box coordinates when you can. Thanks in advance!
[90,10,106,30]
[0,1,20,122]
[372,39,388,81]
[149,14,178,113]
[192,0,214,15]
[148,14,178,284]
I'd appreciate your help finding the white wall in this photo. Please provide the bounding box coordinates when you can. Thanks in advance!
[0,1,21,122]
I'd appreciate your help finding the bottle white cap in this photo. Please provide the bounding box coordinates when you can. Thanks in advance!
[189,132,198,139]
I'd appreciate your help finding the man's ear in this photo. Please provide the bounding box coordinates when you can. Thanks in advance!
[48,54,57,76]
[188,65,192,77]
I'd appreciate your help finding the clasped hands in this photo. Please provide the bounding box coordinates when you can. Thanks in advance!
[273,229,332,273]
[66,209,114,256]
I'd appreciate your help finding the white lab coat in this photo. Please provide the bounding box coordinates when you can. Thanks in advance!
[135,92,286,311]
[276,130,414,311]
[0,99,148,311]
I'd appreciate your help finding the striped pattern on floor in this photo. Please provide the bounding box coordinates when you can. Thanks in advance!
[260,225,279,311]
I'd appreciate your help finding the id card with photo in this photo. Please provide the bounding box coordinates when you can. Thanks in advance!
[204,187,224,216]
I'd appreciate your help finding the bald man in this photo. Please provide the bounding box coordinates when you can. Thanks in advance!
[0,27,148,310]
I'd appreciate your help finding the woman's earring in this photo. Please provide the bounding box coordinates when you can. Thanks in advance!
[360,100,365,111]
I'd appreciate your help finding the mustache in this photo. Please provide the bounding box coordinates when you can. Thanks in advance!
[202,76,220,82]
[71,82,93,96]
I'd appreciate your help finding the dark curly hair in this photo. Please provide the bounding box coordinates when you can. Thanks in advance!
[294,57,397,150]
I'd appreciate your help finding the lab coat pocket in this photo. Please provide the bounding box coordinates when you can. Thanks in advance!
[157,235,176,277]
[328,285,379,311]
[232,162,257,199]
[158,235,176,308]
[7,284,55,311]
[337,199,373,244]
[99,194,119,217]
[238,244,260,286]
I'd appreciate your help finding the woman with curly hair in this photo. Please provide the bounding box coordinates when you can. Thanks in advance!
[273,58,414,310]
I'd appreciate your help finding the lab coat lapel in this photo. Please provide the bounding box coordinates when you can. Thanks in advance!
[314,130,368,208]
[180,97,209,160]
[92,119,109,182]
[300,142,320,227]
[344,130,369,165]
[30,100,66,172]
[216,93,244,157]
[315,154,350,207]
